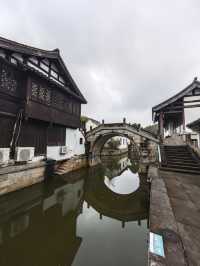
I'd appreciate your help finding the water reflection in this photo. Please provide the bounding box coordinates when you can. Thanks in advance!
[102,156,140,194]
[0,153,149,266]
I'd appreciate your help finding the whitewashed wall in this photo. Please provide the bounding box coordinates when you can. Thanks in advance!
[47,128,85,161]
[184,96,200,131]
[65,128,85,156]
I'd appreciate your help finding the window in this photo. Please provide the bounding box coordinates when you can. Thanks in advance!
[31,82,39,98]
[38,86,46,101]
[46,89,51,105]
[31,81,53,105]
[0,68,17,94]
[80,138,83,144]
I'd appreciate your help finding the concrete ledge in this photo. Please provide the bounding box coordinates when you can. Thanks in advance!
[148,166,187,266]
[0,160,55,175]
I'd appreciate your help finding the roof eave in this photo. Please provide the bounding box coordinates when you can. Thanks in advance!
[152,80,200,112]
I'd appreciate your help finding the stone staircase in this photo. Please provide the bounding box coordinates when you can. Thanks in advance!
[161,145,200,175]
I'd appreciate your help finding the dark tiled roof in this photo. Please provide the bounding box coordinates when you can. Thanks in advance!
[152,78,200,112]
[0,36,87,103]
[187,118,200,131]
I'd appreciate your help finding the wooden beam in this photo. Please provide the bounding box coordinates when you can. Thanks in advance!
[164,110,183,114]
[48,61,51,78]
[0,110,16,117]
[164,106,183,112]
[184,99,200,103]
[184,104,200,109]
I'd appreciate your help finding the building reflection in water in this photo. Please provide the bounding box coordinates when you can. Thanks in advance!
[0,154,149,266]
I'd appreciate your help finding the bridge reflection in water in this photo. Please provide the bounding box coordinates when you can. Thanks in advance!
[0,154,149,266]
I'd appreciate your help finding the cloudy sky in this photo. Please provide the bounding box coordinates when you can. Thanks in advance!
[1,0,200,126]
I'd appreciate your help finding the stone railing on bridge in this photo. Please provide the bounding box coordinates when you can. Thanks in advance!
[86,123,159,144]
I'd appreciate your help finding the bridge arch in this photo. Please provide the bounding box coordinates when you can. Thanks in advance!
[86,123,159,166]
[84,164,149,223]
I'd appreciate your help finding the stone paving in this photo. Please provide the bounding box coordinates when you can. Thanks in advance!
[162,170,200,266]
[149,166,200,266]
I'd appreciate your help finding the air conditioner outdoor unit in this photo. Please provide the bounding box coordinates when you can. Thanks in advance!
[60,146,67,155]
[0,148,10,164]
[15,147,35,162]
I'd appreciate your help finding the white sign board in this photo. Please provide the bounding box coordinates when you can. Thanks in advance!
[149,232,165,258]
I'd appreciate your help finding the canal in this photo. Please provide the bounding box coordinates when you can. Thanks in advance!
[0,154,149,266]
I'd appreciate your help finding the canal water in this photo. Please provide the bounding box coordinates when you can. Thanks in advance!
[0,154,149,266]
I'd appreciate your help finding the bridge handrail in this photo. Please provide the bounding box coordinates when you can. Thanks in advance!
[86,123,159,143]
[86,123,157,135]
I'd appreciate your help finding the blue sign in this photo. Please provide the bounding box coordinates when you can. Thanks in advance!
[149,232,165,257]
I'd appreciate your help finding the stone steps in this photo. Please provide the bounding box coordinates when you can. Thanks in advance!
[166,161,200,167]
[161,145,200,174]
[161,166,200,175]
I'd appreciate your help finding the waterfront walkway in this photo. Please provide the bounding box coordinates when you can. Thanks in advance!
[149,167,200,266]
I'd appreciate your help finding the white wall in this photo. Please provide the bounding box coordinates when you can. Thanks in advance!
[184,96,200,130]
[47,128,85,161]
[65,128,85,156]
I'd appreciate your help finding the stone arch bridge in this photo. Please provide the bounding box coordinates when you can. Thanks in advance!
[85,123,159,165]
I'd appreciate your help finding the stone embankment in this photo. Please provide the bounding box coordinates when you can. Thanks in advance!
[0,155,88,196]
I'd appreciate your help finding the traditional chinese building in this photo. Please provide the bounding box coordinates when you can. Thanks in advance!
[152,78,200,146]
[0,36,87,163]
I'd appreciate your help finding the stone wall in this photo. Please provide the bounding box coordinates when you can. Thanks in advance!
[0,155,88,196]
[0,161,54,196]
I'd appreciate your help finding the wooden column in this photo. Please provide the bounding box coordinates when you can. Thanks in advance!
[159,111,164,141]
[182,108,186,132]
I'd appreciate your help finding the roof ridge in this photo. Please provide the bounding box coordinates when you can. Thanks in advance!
[0,35,87,104]
[152,78,200,112]
[0,35,58,56]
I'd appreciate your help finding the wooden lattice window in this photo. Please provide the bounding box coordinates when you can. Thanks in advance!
[0,67,17,94]
[38,86,46,102]
[46,89,51,105]
[52,91,64,110]
[52,91,59,107]
[31,81,52,105]
[31,82,39,99]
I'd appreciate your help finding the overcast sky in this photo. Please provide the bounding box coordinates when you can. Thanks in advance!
[1,0,200,126]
